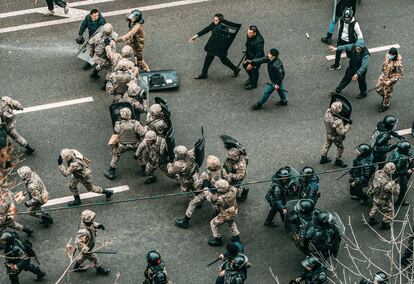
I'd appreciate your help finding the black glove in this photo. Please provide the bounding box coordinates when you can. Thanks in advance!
[24,201,30,207]
[58,155,63,165]
[133,154,138,160]
[104,38,111,46]
[76,35,85,44]
[97,224,105,230]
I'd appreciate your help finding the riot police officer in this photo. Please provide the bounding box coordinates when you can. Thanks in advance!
[291,256,327,284]
[371,115,400,169]
[143,250,170,284]
[349,143,376,204]
[388,141,413,206]
[401,228,413,267]
[264,168,290,227]
[215,254,250,284]
[298,166,320,205]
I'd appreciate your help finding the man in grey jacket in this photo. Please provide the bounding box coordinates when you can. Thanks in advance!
[329,39,369,98]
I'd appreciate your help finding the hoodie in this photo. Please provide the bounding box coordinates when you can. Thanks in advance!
[338,17,363,42]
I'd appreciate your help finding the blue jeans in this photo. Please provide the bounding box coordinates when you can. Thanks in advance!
[328,16,340,34]
[258,82,288,106]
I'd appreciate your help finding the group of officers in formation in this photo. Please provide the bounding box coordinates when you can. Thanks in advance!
[0,2,413,284]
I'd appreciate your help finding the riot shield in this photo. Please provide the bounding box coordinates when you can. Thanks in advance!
[219,135,247,156]
[165,125,176,163]
[204,19,241,57]
[109,102,136,127]
[330,93,352,123]
[330,212,346,236]
[194,127,206,168]
[140,70,179,91]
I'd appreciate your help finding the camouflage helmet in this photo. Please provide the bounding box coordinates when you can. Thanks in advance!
[215,179,230,193]
[383,162,396,175]
[120,107,132,120]
[127,83,141,97]
[121,45,133,58]
[81,210,96,223]
[17,166,33,180]
[330,101,343,114]
[60,149,73,160]
[149,104,163,117]
[145,130,157,141]
[174,145,187,159]
[117,59,130,71]
[228,148,241,161]
[101,23,114,36]
[206,155,220,171]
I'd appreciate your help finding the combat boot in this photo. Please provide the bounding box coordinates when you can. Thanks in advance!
[144,176,157,184]
[25,145,35,154]
[102,189,113,199]
[83,62,91,70]
[96,266,110,275]
[68,195,81,207]
[321,32,333,44]
[378,105,389,112]
[238,187,249,202]
[175,216,190,229]
[90,69,99,79]
[73,261,87,272]
[101,80,108,91]
[231,67,241,78]
[104,167,116,180]
[335,159,348,168]
[251,103,262,111]
[34,270,46,282]
[368,217,379,226]
[40,215,53,228]
[208,237,223,247]
[22,227,34,237]
[264,221,278,227]
[380,222,391,230]
[320,155,332,164]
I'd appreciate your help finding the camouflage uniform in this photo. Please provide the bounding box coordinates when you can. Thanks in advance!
[58,149,109,205]
[0,96,32,150]
[117,21,149,71]
[74,210,110,274]
[0,190,24,232]
[88,23,116,71]
[109,108,146,169]
[135,130,167,183]
[321,102,351,162]
[207,179,240,245]
[166,146,197,193]
[376,54,403,108]
[106,59,136,99]
[17,166,52,226]
[105,44,138,77]
[118,82,147,114]
[223,148,248,201]
[368,162,400,228]
[146,104,168,137]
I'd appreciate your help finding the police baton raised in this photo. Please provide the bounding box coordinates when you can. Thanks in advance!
[207,257,221,267]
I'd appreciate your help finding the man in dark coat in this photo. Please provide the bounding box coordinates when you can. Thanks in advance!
[243,25,265,90]
[189,14,240,79]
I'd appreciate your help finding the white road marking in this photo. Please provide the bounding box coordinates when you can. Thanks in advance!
[42,185,129,207]
[0,0,211,34]
[0,0,115,19]
[325,44,400,60]
[15,97,94,114]
[396,128,412,136]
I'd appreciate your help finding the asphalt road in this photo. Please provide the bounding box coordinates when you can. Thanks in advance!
[0,0,414,283]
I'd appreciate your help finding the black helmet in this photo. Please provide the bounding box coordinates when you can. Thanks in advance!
[294,199,315,216]
[314,212,330,227]
[342,7,354,23]
[301,256,321,271]
[147,250,161,266]
[382,115,398,130]
[128,9,144,24]
[373,271,388,284]
[153,271,167,284]
[0,231,14,245]
[356,143,372,157]
[397,141,411,155]
[301,166,314,180]
[232,255,247,270]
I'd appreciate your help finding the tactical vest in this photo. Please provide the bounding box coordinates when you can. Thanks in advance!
[118,120,140,144]
[112,70,133,94]
[324,111,341,136]
[338,19,357,43]
[224,270,244,284]
[77,222,96,250]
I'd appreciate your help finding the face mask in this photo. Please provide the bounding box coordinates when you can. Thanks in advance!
[388,54,396,60]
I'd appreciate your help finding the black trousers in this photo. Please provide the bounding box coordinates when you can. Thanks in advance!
[201,53,237,76]
[265,206,285,223]
[396,176,409,205]
[350,183,367,201]
[335,67,367,94]
[8,259,42,284]
[46,0,66,10]
[334,38,351,66]
[243,62,260,86]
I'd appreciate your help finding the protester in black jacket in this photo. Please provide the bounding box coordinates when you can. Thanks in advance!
[247,48,288,110]
[189,14,240,79]
[76,9,106,70]
[243,26,265,90]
